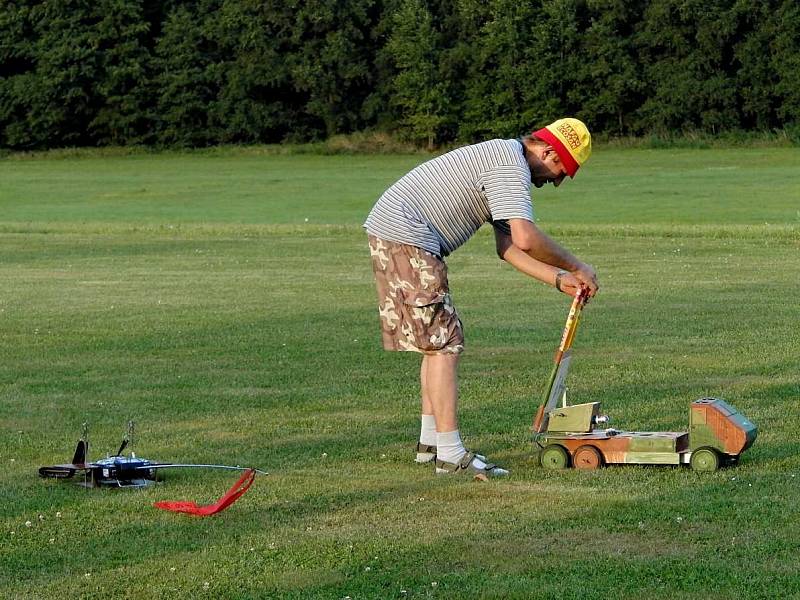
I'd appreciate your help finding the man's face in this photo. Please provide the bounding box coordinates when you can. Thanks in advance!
[531,148,569,188]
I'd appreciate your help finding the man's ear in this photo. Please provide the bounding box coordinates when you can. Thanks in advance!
[544,145,561,164]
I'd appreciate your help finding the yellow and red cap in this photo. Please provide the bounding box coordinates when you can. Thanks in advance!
[532,118,592,178]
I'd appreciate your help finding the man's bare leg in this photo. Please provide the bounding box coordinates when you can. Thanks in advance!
[422,353,506,475]
[422,353,469,466]
[420,355,435,416]
[416,355,439,462]
[422,353,459,432]
[416,354,456,462]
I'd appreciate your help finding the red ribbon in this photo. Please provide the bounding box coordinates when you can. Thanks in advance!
[153,469,256,516]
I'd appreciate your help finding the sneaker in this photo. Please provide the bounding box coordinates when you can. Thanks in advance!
[435,451,509,481]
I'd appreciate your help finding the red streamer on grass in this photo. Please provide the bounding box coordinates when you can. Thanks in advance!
[154,468,256,516]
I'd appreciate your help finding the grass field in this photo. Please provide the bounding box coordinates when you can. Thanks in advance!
[1,146,799,599]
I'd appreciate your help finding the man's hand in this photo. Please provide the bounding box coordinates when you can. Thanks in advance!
[555,271,585,297]
[572,263,599,297]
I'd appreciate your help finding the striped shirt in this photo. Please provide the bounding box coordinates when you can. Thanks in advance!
[364,139,534,257]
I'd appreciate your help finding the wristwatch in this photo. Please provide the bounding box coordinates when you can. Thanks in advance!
[555,270,568,292]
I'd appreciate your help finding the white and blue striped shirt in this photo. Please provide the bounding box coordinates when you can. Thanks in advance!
[364,139,533,257]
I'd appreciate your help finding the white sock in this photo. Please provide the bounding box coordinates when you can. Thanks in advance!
[437,430,488,469]
[420,414,437,447]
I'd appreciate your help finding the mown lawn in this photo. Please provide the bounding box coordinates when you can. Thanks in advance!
[1,147,799,599]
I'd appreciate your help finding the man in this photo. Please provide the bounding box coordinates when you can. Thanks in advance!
[365,118,599,479]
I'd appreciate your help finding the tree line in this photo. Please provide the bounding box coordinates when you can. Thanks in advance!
[1,0,798,150]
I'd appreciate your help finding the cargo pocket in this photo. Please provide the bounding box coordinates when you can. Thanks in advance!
[400,289,454,353]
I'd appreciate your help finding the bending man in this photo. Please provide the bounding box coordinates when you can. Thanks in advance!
[364,118,599,478]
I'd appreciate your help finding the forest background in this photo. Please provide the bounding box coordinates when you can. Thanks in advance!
[2,0,799,151]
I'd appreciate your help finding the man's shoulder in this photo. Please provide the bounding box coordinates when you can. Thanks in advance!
[463,138,521,152]
[436,138,524,167]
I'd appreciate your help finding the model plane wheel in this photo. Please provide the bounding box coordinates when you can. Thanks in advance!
[540,445,570,470]
[573,445,603,470]
[690,447,720,472]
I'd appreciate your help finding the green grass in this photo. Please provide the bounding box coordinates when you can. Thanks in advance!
[1,147,799,599]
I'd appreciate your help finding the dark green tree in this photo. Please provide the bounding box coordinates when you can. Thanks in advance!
[635,0,740,134]
[528,0,585,122]
[289,0,375,140]
[475,0,585,137]
[733,0,780,130]
[458,0,535,141]
[384,0,449,149]
[0,0,151,148]
[771,0,800,128]
[575,0,644,135]
[88,0,152,145]
[151,2,221,147]
[0,1,36,146]
[453,0,584,141]
[3,0,800,148]
[206,0,297,143]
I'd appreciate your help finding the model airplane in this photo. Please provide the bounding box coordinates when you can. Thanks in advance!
[39,422,266,515]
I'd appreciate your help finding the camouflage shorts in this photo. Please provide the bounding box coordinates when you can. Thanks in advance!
[368,235,464,355]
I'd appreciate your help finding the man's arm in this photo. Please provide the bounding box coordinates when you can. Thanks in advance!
[496,219,599,296]
[494,228,586,297]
